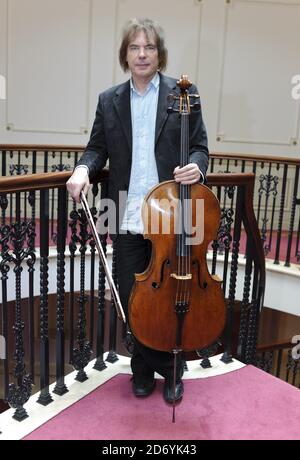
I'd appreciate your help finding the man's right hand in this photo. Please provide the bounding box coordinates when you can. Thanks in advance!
[66,166,90,203]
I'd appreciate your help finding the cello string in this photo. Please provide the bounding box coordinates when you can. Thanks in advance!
[183,121,187,305]
[179,114,185,304]
[182,111,189,304]
[176,99,184,305]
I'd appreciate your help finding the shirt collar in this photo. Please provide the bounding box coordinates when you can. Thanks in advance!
[130,72,160,95]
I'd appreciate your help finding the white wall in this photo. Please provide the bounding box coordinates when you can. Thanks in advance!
[0,0,299,156]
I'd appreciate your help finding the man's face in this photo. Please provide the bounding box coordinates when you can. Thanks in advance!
[126,30,159,82]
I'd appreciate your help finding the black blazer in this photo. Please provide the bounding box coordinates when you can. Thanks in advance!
[77,73,209,234]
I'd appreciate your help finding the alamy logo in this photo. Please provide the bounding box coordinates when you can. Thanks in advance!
[0,74,6,100]
[96,193,205,245]
[0,335,5,359]
[291,335,300,360]
[291,75,300,100]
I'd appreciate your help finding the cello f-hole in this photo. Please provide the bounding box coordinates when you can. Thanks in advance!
[192,259,207,289]
[151,258,171,289]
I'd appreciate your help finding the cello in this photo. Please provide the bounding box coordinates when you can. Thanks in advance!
[128,76,226,413]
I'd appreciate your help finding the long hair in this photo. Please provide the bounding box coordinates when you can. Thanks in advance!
[119,18,168,72]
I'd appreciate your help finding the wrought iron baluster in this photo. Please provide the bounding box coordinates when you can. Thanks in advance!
[286,349,300,385]
[285,165,299,266]
[0,195,10,401]
[221,186,243,363]
[68,208,78,365]
[106,239,119,364]
[1,149,6,177]
[236,237,253,361]
[274,164,288,264]
[211,186,222,275]
[256,164,264,227]
[93,233,107,371]
[217,207,234,296]
[9,151,13,224]
[88,185,99,349]
[295,210,300,264]
[94,182,108,371]
[245,247,265,365]
[74,151,78,169]
[27,192,36,384]
[276,349,283,378]
[197,341,221,369]
[263,163,278,256]
[72,208,92,382]
[37,190,53,406]
[50,188,56,244]
[241,160,245,173]
[89,239,96,349]
[256,351,274,373]
[258,163,279,256]
[7,209,33,420]
[53,187,68,396]
[265,170,279,256]
[44,151,48,173]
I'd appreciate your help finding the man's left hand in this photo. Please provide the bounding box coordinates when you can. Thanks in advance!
[173,163,203,184]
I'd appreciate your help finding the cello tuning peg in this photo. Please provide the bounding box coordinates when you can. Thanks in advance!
[167,106,175,114]
[191,102,200,111]
[167,94,179,102]
[167,107,180,114]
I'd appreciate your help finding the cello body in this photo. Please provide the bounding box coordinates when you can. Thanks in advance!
[129,180,226,352]
[128,76,226,353]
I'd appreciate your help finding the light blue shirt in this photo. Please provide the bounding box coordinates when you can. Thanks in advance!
[120,73,160,233]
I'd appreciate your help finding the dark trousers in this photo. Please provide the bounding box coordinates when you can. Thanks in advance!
[115,233,182,380]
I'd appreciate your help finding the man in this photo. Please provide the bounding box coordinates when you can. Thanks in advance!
[66,18,209,403]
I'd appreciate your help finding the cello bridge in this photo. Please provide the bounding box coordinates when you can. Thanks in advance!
[170,273,192,280]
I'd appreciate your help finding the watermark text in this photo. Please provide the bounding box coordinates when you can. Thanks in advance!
[96,193,205,245]
[0,335,5,359]
[0,75,6,100]
[291,75,300,100]
[292,335,300,360]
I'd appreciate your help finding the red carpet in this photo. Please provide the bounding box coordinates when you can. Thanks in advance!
[23,366,300,440]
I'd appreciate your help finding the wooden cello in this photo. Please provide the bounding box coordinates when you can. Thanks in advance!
[128,76,226,357]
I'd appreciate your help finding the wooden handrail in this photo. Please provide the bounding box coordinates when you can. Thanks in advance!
[0,144,85,152]
[0,170,108,194]
[207,172,255,186]
[0,145,300,166]
[0,171,72,193]
[211,152,300,166]
[257,341,293,353]
[0,171,254,194]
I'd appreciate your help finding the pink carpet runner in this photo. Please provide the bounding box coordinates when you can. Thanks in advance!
[23,365,300,440]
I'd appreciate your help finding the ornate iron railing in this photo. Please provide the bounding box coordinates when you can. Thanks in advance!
[210,152,300,267]
[256,341,300,388]
[1,145,299,265]
[0,170,265,421]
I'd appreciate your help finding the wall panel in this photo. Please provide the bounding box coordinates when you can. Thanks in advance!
[0,0,299,156]
[6,0,92,134]
[216,0,300,147]
[0,0,7,127]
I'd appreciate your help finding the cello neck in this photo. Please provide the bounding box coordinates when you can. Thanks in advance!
[177,111,191,257]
